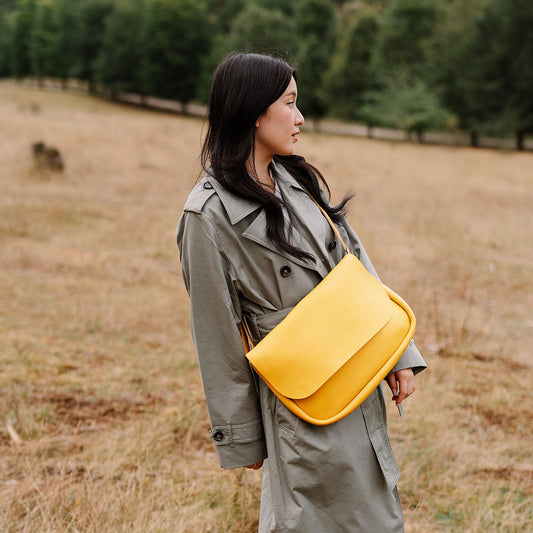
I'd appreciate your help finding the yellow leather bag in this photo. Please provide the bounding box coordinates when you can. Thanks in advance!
[241,196,416,426]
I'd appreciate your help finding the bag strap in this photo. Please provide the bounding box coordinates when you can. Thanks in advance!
[241,315,253,352]
[298,185,349,255]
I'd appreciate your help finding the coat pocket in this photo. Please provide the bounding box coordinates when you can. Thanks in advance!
[274,395,299,438]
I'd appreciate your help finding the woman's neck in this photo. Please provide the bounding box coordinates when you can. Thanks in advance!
[247,156,275,189]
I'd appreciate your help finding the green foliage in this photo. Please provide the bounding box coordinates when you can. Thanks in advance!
[206,0,245,33]
[360,79,450,140]
[325,13,379,121]
[9,0,37,78]
[295,0,335,41]
[295,35,329,120]
[0,0,18,10]
[28,0,57,79]
[0,8,12,76]
[0,0,531,145]
[254,0,296,16]
[94,0,146,94]
[427,0,490,130]
[51,0,81,80]
[141,0,211,102]
[225,3,297,59]
[71,0,113,88]
[294,0,336,120]
[376,0,442,80]
[458,0,533,146]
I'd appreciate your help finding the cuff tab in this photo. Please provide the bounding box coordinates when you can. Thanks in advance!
[209,418,264,448]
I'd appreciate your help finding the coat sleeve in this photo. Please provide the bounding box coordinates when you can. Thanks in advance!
[177,210,267,469]
[338,217,427,376]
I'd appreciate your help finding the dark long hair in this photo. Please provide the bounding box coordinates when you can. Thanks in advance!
[201,53,351,261]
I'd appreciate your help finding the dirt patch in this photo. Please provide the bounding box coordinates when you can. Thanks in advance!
[467,467,533,489]
[38,390,165,429]
[477,406,532,437]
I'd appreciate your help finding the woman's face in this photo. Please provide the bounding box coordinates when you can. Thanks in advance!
[254,77,305,161]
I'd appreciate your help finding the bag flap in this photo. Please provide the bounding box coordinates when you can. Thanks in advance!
[246,254,394,399]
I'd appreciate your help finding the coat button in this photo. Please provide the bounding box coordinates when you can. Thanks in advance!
[203,181,213,190]
[280,266,291,277]
[328,240,337,251]
[213,431,224,441]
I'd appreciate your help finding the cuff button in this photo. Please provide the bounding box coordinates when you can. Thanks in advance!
[213,431,224,441]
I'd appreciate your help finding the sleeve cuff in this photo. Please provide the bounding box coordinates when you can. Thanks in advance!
[215,438,268,470]
[391,340,427,375]
[208,418,267,469]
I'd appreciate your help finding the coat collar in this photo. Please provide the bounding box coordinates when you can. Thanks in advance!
[207,162,330,277]
[206,160,306,225]
[207,174,261,225]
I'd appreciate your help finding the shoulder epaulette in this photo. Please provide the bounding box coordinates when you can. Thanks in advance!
[183,177,217,214]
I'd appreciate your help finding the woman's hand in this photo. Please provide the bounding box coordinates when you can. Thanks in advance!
[245,461,264,470]
[386,368,415,405]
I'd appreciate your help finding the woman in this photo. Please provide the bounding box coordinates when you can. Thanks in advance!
[177,53,426,532]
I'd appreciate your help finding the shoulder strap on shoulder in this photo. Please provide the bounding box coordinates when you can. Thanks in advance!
[299,185,349,255]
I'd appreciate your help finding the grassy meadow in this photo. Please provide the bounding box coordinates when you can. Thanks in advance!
[0,80,532,532]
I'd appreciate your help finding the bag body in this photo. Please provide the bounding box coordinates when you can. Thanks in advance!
[241,187,416,426]
[242,252,415,425]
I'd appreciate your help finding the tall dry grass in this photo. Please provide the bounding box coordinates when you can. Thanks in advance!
[0,80,531,532]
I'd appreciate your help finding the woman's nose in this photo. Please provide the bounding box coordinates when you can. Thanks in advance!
[295,107,305,126]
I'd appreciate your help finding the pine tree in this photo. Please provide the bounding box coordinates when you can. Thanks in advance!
[141,0,212,104]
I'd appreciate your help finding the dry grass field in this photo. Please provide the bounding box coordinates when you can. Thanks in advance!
[0,80,532,532]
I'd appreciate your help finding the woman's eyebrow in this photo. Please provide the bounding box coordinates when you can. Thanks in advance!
[283,91,297,98]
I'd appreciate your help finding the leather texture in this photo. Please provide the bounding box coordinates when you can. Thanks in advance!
[241,190,416,426]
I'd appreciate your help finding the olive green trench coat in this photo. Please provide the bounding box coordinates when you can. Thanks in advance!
[177,160,427,532]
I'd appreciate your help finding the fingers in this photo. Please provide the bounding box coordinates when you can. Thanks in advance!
[386,372,398,394]
[395,368,415,404]
[245,461,263,470]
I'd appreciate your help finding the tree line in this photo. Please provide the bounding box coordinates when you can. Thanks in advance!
[1,0,532,149]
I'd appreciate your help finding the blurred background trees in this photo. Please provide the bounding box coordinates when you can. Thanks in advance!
[140,0,211,104]
[0,0,531,148]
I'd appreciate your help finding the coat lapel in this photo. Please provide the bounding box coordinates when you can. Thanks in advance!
[274,162,333,274]
[208,170,327,276]
[241,206,325,274]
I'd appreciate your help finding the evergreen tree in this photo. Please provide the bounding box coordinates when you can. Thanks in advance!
[459,0,533,148]
[73,0,113,91]
[51,0,80,83]
[359,80,449,141]
[141,0,211,104]
[295,34,330,121]
[224,3,297,59]
[361,0,448,137]
[0,7,12,76]
[325,13,379,122]
[28,0,57,81]
[206,0,245,33]
[294,0,336,121]
[9,0,37,78]
[428,0,491,143]
[94,0,146,94]
[295,0,335,40]
[376,0,442,80]
[254,0,296,16]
